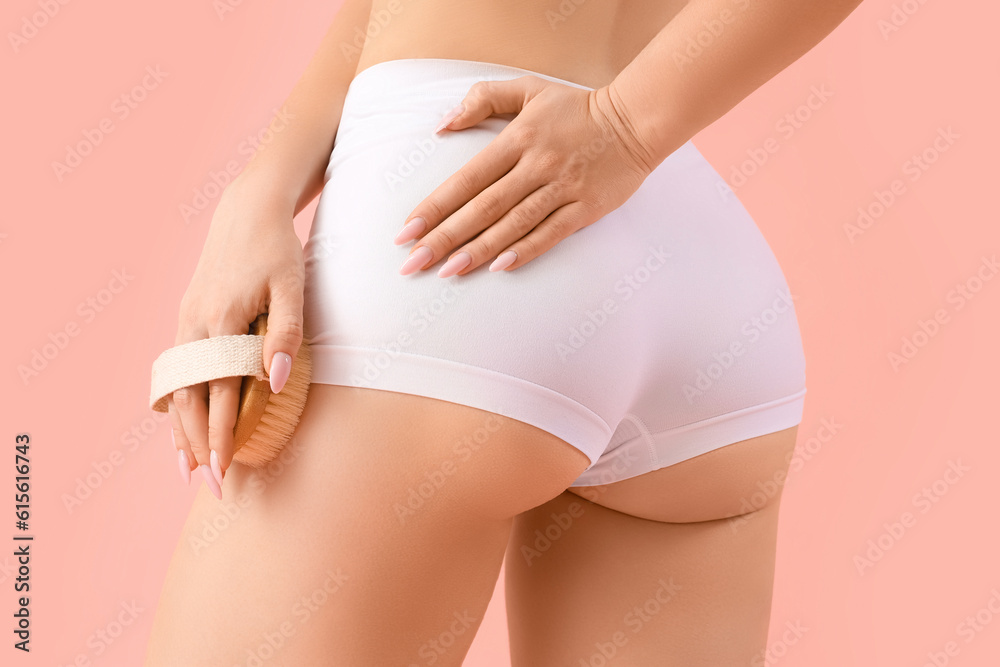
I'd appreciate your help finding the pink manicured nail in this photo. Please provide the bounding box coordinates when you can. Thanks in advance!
[200,465,222,500]
[394,217,426,245]
[210,449,224,489]
[399,246,434,275]
[437,251,472,278]
[489,250,518,272]
[269,352,291,393]
[435,103,464,133]
[178,450,191,485]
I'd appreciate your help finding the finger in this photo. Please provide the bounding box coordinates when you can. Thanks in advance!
[174,382,222,499]
[397,133,522,261]
[262,275,305,395]
[204,310,280,492]
[438,183,564,277]
[173,382,211,467]
[490,201,592,272]
[167,396,196,486]
[206,376,240,483]
[436,77,546,133]
[416,166,546,277]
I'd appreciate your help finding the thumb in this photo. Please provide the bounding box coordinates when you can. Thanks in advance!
[435,76,546,133]
[262,278,304,394]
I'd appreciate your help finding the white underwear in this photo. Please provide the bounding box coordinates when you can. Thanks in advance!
[302,57,807,487]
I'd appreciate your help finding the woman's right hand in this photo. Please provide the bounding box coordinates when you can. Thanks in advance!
[167,183,306,498]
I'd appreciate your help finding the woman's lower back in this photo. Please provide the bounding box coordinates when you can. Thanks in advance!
[353,0,689,89]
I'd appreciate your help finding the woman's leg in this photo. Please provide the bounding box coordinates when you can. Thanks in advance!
[505,426,799,667]
[143,383,591,666]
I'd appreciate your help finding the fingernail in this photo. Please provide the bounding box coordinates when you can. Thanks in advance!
[399,245,434,275]
[435,103,464,133]
[178,450,191,485]
[437,251,472,278]
[210,449,224,489]
[269,352,292,393]
[394,217,426,245]
[489,250,518,272]
[200,465,222,500]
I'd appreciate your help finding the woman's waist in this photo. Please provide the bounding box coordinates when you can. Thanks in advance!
[352,0,688,89]
[330,57,689,165]
[326,57,590,176]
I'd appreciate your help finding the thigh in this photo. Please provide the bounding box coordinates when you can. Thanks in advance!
[505,427,798,666]
[144,383,591,667]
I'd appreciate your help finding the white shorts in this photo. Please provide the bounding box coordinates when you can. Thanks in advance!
[302,57,807,487]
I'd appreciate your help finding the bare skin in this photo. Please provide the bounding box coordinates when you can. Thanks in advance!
[352,0,691,91]
[147,0,861,663]
[146,383,797,666]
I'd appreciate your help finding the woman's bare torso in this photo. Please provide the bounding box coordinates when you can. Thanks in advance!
[354,0,689,89]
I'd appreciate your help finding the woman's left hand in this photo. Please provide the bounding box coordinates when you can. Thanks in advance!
[395,75,660,277]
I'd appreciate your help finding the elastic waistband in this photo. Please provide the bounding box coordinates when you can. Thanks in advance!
[342,57,596,111]
[351,58,593,90]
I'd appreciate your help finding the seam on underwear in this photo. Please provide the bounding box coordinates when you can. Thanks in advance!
[635,387,808,467]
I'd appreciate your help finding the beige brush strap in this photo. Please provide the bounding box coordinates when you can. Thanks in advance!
[149,335,266,413]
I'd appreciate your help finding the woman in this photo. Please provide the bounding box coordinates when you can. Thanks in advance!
[145,0,861,664]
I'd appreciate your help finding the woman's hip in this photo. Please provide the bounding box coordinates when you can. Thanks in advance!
[300,57,803,419]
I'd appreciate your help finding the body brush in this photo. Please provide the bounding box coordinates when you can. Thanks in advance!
[149,313,312,467]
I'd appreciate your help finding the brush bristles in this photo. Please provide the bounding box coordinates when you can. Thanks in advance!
[233,345,313,468]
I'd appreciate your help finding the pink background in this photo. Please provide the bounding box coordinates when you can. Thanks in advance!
[4,0,997,664]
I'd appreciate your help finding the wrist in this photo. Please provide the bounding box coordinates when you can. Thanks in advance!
[592,83,660,175]
[603,74,690,170]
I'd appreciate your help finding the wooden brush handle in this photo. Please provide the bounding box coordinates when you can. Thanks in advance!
[148,316,271,413]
